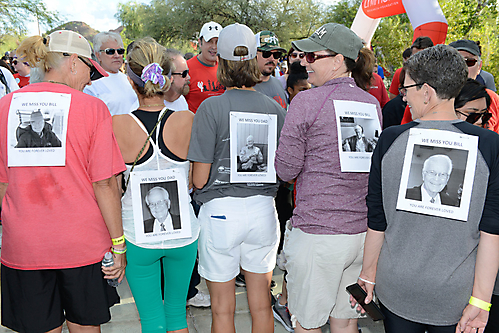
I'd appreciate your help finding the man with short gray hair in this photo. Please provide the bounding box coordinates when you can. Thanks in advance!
[143,187,180,233]
[405,154,456,206]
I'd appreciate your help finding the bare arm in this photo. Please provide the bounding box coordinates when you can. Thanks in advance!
[192,162,212,190]
[456,232,499,333]
[93,175,126,282]
[0,182,7,206]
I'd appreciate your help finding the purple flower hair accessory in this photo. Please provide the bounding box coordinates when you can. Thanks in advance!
[141,63,166,88]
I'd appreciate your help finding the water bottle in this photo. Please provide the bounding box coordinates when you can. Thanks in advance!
[102,252,121,287]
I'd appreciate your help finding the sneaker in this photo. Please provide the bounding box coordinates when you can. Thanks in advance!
[273,295,294,332]
[235,273,246,287]
[187,290,211,307]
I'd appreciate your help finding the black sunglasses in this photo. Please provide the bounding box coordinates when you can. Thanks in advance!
[455,110,491,125]
[305,52,336,64]
[171,69,189,78]
[12,59,29,66]
[63,52,100,80]
[261,51,283,59]
[398,83,425,96]
[464,58,478,67]
[100,48,125,55]
[289,52,305,59]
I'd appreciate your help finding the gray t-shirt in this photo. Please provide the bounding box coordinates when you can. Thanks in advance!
[254,76,288,109]
[187,89,286,204]
[367,119,499,325]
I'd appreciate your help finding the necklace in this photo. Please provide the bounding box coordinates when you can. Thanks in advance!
[139,104,165,108]
[46,80,70,87]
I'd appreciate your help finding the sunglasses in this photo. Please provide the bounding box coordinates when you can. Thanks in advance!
[305,52,336,64]
[171,69,189,78]
[398,82,425,96]
[464,58,478,67]
[63,53,100,80]
[100,48,125,55]
[261,51,283,59]
[12,59,29,66]
[289,52,305,59]
[455,110,491,125]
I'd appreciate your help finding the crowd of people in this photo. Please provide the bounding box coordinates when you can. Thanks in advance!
[0,18,498,333]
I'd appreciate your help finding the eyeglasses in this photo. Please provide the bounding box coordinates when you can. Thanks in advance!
[305,52,336,64]
[171,69,189,78]
[289,52,305,59]
[261,51,283,59]
[148,200,168,209]
[424,170,449,179]
[100,48,125,55]
[398,83,425,96]
[464,58,478,67]
[455,110,492,125]
[12,59,29,66]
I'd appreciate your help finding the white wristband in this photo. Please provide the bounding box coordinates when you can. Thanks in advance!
[358,277,376,285]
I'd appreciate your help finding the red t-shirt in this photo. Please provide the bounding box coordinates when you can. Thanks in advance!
[368,73,389,107]
[0,82,125,270]
[389,67,403,96]
[185,56,225,113]
[13,73,29,88]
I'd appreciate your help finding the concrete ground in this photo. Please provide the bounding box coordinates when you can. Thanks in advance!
[0,262,385,333]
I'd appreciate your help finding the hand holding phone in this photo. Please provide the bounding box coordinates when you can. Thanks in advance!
[346,283,385,321]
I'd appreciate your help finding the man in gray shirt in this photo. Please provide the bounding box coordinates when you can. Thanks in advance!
[254,30,288,109]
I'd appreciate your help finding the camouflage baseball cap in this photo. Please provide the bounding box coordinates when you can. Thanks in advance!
[255,31,286,52]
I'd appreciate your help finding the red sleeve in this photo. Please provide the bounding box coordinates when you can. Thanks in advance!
[486,89,499,134]
[400,105,412,125]
[389,68,402,95]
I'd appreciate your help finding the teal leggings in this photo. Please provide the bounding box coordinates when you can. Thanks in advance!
[125,240,198,332]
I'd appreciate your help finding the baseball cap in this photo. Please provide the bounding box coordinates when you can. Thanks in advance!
[46,30,107,80]
[449,39,481,57]
[217,23,256,61]
[199,22,223,42]
[255,31,286,52]
[292,23,363,60]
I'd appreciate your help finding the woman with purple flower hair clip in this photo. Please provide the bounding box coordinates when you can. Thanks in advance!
[113,37,199,333]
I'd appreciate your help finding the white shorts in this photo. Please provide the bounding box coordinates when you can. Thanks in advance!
[197,195,279,282]
[284,228,366,329]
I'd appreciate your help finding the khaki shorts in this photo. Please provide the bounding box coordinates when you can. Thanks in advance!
[284,227,366,329]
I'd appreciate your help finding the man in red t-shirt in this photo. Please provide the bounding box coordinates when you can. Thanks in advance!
[185,21,225,113]
[12,56,30,88]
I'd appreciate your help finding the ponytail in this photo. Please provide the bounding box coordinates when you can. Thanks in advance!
[345,48,374,91]
[17,35,64,76]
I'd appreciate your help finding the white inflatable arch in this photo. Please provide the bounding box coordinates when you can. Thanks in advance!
[351,0,448,46]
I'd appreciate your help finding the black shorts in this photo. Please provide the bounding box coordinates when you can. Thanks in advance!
[1,262,120,333]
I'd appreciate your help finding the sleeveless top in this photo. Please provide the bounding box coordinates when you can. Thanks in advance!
[121,108,199,249]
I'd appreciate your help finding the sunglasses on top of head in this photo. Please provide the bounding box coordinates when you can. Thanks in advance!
[304,52,337,64]
[100,48,125,55]
[261,50,283,59]
[171,69,189,78]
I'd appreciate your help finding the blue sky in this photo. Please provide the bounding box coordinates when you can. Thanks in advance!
[28,0,340,36]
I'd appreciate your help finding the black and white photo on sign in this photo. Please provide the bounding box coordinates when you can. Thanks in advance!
[396,128,478,221]
[229,111,277,183]
[8,92,70,167]
[130,169,192,244]
[333,100,381,172]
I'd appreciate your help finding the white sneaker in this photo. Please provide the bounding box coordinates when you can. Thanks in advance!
[187,290,211,307]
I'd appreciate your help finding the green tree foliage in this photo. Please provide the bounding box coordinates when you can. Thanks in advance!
[0,0,59,35]
[116,0,325,48]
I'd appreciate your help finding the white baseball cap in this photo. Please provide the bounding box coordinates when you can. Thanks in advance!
[217,23,256,61]
[199,21,223,42]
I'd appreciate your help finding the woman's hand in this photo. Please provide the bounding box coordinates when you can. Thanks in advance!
[349,275,375,314]
[455,304,489,333]
[102,249,127,283]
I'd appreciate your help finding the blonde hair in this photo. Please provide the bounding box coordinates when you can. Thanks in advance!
[127,37,172,98]
[16,36,64,76]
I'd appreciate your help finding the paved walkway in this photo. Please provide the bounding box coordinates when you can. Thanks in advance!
[0,265,385,332]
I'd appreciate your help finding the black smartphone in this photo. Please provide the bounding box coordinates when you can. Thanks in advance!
[346,283,385,321]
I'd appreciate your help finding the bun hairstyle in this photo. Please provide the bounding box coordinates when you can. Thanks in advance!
[344,47,375,92]
[16,35,64,74]
[127,37,172,98]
